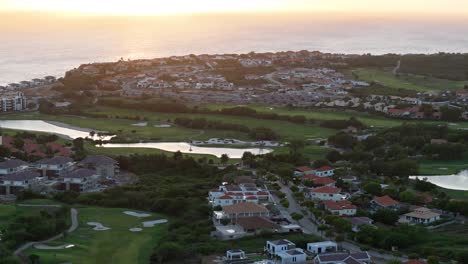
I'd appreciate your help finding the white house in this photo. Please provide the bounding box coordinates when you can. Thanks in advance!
[294,166,314,177]
[323,200,357,216]
[0,159,28,175]
[276,249,307,264]
[61,168,99,193]
[314,166,334,177]
[266,239,296,256]
[307,241,337,255]
[36,157,74,178]
[399,207,441,225]
[308,186,347,201]
[0,170,41,195]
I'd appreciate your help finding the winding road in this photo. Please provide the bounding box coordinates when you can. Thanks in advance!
[269,181,407,264]
[14,207,79,262]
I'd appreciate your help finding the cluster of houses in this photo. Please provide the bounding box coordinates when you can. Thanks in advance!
[293,166,443,226]
[1,136,70,158]
[209,176,303,240]
[0,155,119,199]
[0,76,56,91]
[223,239,372,264]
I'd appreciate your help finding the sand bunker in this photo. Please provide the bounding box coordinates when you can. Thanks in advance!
[142,219,168,227]
[123,211,151,218]
[129,227,143,232]
[132,122,148,127]
[87,222,111,231]
[34,244,75,250]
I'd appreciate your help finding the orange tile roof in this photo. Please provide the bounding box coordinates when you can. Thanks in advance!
[311,186,341,194]
[222,202,269,214]
[324,200,357,210]
[373,195,399,207]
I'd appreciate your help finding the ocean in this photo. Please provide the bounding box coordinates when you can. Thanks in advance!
[1,13,468,85]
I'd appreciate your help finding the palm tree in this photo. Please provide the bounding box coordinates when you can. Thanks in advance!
[220,154,229,165]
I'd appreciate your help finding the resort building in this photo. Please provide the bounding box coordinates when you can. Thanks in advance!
[0,92,26,112]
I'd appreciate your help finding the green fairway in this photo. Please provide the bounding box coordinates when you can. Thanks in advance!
[442,188,468,201]
[25,207,168,264]
[2,107,336,142]
[419,160,468,175]
[203,104,468,129]
[351,68,467,92]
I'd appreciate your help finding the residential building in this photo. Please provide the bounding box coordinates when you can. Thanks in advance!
[276,249,307,264]
[314,166,334,177]
[303,174,336,187]
[0,159,28,175]
[80,155,119,178]
[308,186,347,201]
[370,195,400,211]
[0,170,41,195]
[399,207,441,225]
[323,200,357,216]
[36,157,74,178]
[0,92,26,112]
[266,239,296,256]
[294,166,314,176]
[219,202,270,220]
[307,241,337,255]
[313,252,371,264]
[60,169,100,193]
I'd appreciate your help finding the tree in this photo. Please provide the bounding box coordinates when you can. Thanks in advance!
[373,209,399,225]
[241,152,256,167]
[288,139,306,153]
[427,256,439,264]
[13,137,24,149]
[29,254,40,264]
[440,106,461,121]
[291,213,304,221]
[386,259,402,264]
[363,182,382,196]
[173,151,183,161]
[326,150,343,163]
[220,154,229,165]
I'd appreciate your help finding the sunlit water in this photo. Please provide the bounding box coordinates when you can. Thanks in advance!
[0,120,269,157]
[1,14,468,85]
[410,171,468,191]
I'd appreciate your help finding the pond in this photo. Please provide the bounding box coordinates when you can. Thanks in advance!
[0,120,271,158]
[0,120,113,140]
[410,171,468,191]
[99,142,271,158]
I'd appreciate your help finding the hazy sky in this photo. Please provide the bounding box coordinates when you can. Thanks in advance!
[2,0,468,16]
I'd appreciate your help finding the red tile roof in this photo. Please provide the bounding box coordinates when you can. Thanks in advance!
[313,177,336,186]
[257,191,269,196]
[296,166,313,172]
[324,200,357,210]
[317,166,333,172]
[218,195,233,200]
[373,195,399,207]
[311,186,341,194]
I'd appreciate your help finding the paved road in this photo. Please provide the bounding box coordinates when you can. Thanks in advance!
[14,208,79,262]
[270,181,407,264]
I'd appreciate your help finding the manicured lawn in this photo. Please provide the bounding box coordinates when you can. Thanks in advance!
[2,108,336,142]
[418,159,468,175]
[351,68,467,92]
[203,104,468,129]
[441,188,468,201]
[25,207,168,264]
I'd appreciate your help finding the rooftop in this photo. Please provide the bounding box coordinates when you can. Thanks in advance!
[324,200,357,210]
[372,195,399,207]
[3,170,41,181]
[81,155,117,165]
[222,202,269,214]
[37,156,73,166]
[235,217,280,230]
[295,166,313,172]
[311,186,341,194]
[0,159,27,169]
